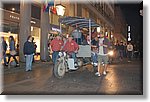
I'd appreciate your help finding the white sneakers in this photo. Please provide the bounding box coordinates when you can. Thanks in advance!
[103,71,106,75]
[95,72,101,76]
[93,63,98,66]
[95,71,107,77]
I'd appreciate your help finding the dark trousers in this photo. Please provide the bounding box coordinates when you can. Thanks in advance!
[3,52,7,65]
[74,38,81,45]
[127,51,132,61]
[7,55,19,64]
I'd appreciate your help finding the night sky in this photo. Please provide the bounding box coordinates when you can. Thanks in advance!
[117,2,143,46]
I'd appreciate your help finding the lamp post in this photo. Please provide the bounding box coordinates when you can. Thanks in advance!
[56,4,65,34]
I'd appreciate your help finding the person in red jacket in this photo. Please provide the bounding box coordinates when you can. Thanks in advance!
[63,36,79,63]
[50,35,63,64]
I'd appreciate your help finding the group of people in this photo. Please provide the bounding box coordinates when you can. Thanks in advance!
[114,42,134,62]
[49,29,112,77]
[50,31,111,77]
[1,36,37,72]
[1,36,19,67]
[50,35,79,65]
[1,31,135,75]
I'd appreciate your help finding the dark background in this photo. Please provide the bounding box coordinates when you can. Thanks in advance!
[118,1,143,58]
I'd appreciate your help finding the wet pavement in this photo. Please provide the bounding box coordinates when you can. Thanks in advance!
[2,59,143,95]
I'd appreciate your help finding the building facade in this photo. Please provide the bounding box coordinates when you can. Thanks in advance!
[114,5,127,43]
[0,0,115,62]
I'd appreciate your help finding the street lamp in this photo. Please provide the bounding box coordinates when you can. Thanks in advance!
[56,4,66,34]
[97,27,101,33]
[56,4,65,16]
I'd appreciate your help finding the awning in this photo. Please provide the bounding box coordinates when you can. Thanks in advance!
[59,16,100,29]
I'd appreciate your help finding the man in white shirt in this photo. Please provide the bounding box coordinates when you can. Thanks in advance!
[95,33,110,77]
[127,42,133,62]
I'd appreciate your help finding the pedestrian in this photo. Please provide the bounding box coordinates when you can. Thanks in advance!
[1,37,8,66]
[16,43,19,56]
[133,44,139,59]
[123,43,127,58]
[23,36,35,71]
[91,36,99,66]
[127,42,133,62]
[32,37,37,63]
[63,35,79,66]
[118,42,124,61]
[114,42,120,61]
[50,35,63,64]
[95,33,110,77]
[7,36,19,67]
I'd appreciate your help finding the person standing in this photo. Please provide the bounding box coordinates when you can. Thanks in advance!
[127,42,133,62]
[32,37,37,63]
[7,36,19,67]
[23,36,35,71]
[50,35,63,64]
[114,42,120,61]
[123,43,127,58]
[1,37,8,66]
[118,42,124,61]
[91,36,99,66]
[95,33,110,77]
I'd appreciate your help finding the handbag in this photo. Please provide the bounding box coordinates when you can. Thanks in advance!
[10,50,17,56]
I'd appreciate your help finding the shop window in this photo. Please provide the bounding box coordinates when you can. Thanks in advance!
[31,27,40,53]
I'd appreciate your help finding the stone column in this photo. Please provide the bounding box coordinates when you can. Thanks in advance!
[19,1,31,62]
[40,4,49,61]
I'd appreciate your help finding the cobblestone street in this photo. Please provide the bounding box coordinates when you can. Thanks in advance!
[2,59,143,95]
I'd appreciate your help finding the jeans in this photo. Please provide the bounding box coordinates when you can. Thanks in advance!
[91,52,98,63]
[70,52,77,63]
[25,54,33,71]
[52,51,59,64]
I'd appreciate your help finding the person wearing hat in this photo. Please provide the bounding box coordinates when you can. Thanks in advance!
[63,35,79,64]
[95,33,110,77]
[50,35,63,64]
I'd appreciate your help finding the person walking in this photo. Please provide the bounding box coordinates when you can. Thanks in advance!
[1,37,8,66]
[50,35,63,64]
[23,36,35,71]
[127,42,133,62]
[7,36,19,67]
[95,33,110,77]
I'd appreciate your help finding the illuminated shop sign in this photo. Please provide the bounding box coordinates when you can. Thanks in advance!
[52,27,60,32]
